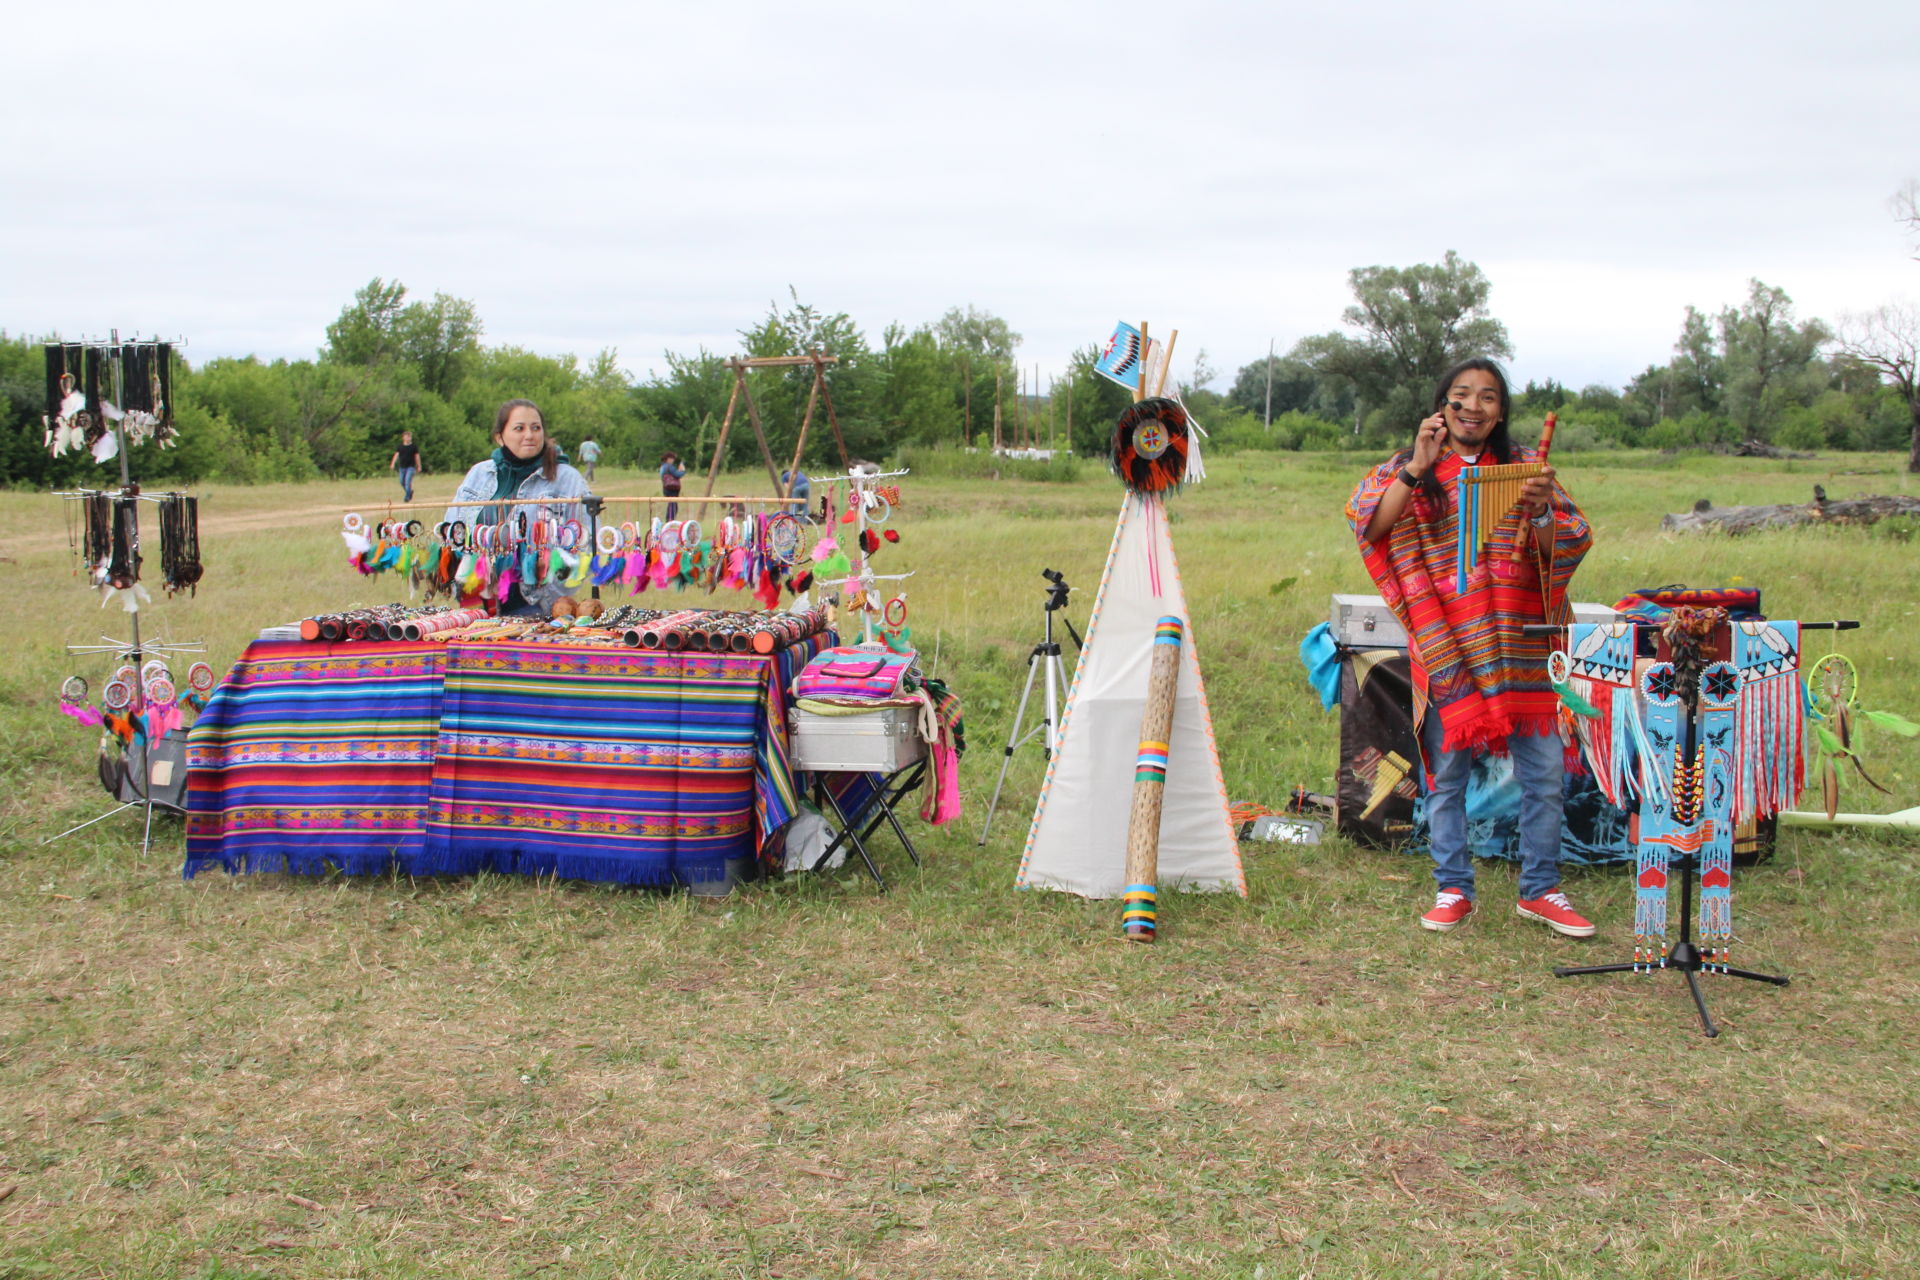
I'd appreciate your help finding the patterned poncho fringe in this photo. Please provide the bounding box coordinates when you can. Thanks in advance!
[1346,447,1592,756]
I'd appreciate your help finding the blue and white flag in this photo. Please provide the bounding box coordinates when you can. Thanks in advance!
[1094,322,1144,389]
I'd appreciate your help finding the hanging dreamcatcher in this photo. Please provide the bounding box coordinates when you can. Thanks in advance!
[1110,398,1193,493]
[1805,652,1916,820]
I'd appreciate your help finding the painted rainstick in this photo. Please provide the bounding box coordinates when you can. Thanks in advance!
[1121,616,1184,942]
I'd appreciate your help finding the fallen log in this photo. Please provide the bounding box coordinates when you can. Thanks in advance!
[1662,488,1920,534]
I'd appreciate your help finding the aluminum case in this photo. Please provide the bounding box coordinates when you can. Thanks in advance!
[791,705,928,773]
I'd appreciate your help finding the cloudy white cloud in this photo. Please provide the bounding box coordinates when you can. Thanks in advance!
[4,0,1914,397]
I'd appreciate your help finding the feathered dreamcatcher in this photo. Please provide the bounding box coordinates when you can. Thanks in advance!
[1110,398,1192,494]
[1805,652,1917,820]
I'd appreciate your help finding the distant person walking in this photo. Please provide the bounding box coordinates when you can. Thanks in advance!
[390,432,423,502]
[781,467,811,519]
[577,435,601,482]
[659,451,686,521]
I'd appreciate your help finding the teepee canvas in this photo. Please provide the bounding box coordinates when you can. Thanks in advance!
[1015,489,1244,898]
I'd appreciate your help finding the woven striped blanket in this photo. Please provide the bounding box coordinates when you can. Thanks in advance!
[422,636,826,886]
[184,634,827,885]
[1347,448,1592,754]
[185,641,446,877]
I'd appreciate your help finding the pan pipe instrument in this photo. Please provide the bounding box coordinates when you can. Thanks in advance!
[1453,412,1556,583]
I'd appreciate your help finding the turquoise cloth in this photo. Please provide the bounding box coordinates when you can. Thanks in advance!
[1298,622,1341,711]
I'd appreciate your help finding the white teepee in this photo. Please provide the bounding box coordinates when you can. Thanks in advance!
[1015,491,1245,898]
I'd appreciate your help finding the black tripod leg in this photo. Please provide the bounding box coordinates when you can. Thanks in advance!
[1554,962,1642,978]
[1682,968,1719,1038]
[1719,966,1791,986]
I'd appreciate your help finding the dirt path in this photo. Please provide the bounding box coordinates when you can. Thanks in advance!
[11,502,426,557]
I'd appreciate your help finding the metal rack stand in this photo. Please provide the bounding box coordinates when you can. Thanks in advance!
[1542,618,1857,1036]
[44,330,201,856]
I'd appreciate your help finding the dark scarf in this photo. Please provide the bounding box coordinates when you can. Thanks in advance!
[486,447,544,523]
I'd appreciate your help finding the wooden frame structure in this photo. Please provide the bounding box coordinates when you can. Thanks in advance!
[702,351,851,499]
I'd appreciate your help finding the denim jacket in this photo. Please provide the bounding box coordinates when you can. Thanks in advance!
[445,460,593,614]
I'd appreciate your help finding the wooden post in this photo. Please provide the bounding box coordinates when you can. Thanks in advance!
[703,364,747,496]
[963,357,971,447]
[739,373,787,498]
[1155,329,1179,398]
[993,365,1003,450]
[819,373,851,470]
[1263,337,1274,430]
[1123,616,1184,943]
[781,351,825,500]
[1065,369,1072,450]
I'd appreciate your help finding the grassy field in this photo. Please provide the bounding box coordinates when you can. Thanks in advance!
[3,450,1919,1279]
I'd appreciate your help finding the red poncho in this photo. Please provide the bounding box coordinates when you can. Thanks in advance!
[1346,448,1592,755]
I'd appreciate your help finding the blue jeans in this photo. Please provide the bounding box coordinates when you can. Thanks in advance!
[398,467,416,501]
[1420,714,1565,901]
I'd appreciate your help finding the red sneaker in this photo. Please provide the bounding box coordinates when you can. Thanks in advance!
[1420,888,1474,933]
[1516,890,1596,937]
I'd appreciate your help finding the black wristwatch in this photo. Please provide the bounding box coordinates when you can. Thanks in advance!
[1396,466,1423,488]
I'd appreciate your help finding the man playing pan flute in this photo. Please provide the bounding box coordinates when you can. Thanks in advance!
[1346,358,1597,938]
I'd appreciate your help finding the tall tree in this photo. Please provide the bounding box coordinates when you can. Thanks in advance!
[1838,303,1920,472]
[322,278,410,366]
[1225,353,1352,424]
[398,292,484,399]
[1289,251,1511,437]
[1717,280,1830,439]
[1666,306,1724,417]
[878,323,960,445]
[934,306,1020,361]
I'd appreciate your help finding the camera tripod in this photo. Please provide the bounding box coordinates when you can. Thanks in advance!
[977,569,1082,845]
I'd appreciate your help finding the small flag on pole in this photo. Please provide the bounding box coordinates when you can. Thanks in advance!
[1095,322,1144,390]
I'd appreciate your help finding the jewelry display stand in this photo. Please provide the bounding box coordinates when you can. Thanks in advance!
[44,331,203,857]
[1550,617,1856,1037]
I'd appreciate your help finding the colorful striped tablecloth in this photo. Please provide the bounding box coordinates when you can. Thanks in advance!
[184,641,446,877]
[185,633,827,885]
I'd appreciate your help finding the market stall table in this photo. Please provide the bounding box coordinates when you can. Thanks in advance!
[185,631,829,887]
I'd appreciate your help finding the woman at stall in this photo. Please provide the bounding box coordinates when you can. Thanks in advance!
[446,399,592,617]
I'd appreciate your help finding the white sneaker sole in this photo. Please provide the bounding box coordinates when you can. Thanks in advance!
[1515,904,1596,937]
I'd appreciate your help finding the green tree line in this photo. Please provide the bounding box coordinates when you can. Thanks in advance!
[7,231,1919,487]
[0,285,1041,488]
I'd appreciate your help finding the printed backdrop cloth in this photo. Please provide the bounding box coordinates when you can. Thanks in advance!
[184,633,826,883]
[185,640,447,876]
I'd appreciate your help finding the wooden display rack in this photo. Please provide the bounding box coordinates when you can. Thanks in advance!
[702,351,852,500]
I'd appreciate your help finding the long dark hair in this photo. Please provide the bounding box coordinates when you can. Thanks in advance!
[1428,357,1514,462]
[1407,357,1514,505]
[493,398,560,481]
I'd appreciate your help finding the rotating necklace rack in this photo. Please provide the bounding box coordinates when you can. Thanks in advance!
[44,330,204,856]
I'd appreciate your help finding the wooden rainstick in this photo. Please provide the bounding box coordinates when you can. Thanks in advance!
[1122,616,1185,943]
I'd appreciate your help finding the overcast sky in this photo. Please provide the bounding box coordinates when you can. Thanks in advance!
[5,0,1916,398]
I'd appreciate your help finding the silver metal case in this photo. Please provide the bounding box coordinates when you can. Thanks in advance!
[791,705,927,773]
